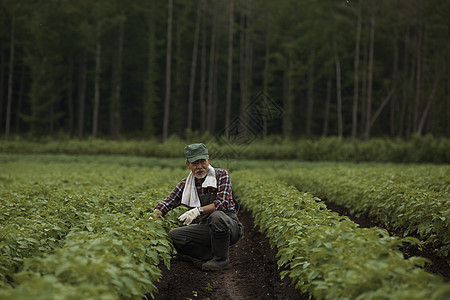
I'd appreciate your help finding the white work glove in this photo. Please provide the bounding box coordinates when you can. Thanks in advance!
[178,207,201,225]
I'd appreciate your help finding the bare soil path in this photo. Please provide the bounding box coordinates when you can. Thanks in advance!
[152,208,307,300]
[151,200,449,299]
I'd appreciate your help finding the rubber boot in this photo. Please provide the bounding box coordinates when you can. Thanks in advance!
[201,229,230,271]
[180,242,212,260]
[175,241,211,267]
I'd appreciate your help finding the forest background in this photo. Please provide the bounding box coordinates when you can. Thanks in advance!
[0,0,449,149]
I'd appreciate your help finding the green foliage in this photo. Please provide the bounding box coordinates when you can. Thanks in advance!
[0,156,187,299]
[1,135,449,163]
[277,164,450,258]
[232,170,450,299]
[1,153,449,299]
[2,1,450,138]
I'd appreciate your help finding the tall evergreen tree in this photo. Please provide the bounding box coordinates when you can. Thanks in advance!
[0,0,448,139]
[162,0,173,142]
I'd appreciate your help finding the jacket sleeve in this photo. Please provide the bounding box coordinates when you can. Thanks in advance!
[213,169,236,213]
[153,178,186,216]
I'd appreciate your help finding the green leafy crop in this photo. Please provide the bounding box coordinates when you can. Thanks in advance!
[233,170,450,300]
[276,165,450,258]
[0,155,186,299]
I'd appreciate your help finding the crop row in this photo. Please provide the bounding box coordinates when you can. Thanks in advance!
[233,170,450,300]
[276,165,450,258]
[0,159,185,299]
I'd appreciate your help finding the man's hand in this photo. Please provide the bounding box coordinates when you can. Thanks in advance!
[150,209,163,219]
[178,207,200,225]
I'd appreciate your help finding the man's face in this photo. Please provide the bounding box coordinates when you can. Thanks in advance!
[186,158,209,179]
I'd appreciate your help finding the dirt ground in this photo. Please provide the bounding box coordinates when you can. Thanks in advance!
[151,201,449,299]
[152,207,307,300]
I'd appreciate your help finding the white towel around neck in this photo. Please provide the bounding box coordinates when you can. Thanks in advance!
[181,165,217,207]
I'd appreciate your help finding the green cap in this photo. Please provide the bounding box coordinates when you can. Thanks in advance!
[184,143,209,163]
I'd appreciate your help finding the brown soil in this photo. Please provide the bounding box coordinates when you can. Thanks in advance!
[151,207,308,300]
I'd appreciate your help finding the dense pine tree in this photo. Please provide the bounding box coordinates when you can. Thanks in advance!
[0,0,448,140]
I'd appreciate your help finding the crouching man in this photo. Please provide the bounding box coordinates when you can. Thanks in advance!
[152,143,242,271]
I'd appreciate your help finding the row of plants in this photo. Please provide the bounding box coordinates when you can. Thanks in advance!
[0,158,186,299]
[277,165,450,258]
[232,170,450,299]
[1,133,449,163]
[1,153,448,298]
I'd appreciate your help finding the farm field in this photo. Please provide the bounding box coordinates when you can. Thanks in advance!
[0,154,449,299]
[232,171,449,299]
[276,165,450,259]
[0,154,186,299]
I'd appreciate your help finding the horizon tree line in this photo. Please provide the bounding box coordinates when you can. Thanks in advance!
[0,0,449,142]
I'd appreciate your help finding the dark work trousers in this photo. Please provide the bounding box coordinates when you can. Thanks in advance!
[169,210,242,261]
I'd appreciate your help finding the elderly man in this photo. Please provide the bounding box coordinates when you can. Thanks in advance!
[153,143,242,271]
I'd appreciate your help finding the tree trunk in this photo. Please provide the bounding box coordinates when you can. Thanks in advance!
[334,39,343,137]
[0,49,5,133]
[78,54,87,140]
[352,3,361,139]
[416,91,434,135]
[15,64,25,133]
[413,0,423,132]
[322,79,331,137]
[359,38,368,138]
[369,89,394,130]
[224,0,234,137]
[174,12,185,137]
[144,0,158,137]
[245,1,253,112]
[398,26,410,137]
[305,49,315,138]
[162,0,173,142]
[390,32,399,138]
[206,9,217,133]
[199,5,207,135]
[417,64,441,135]
[448,57,450,137]
[211,49,219,133]
[239,1,247,123]
[110,19,124,140]
[240,0,252,127]
[109,62,116,137]
[49,101,54,135]
[406,35,417,140]
[283,57,293,138]
[261,12,270,137]
[364,15,375,141]
[5,15,15,141]
[67,57,74,137]
[187,0,201,131]
[92,0,102,139]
